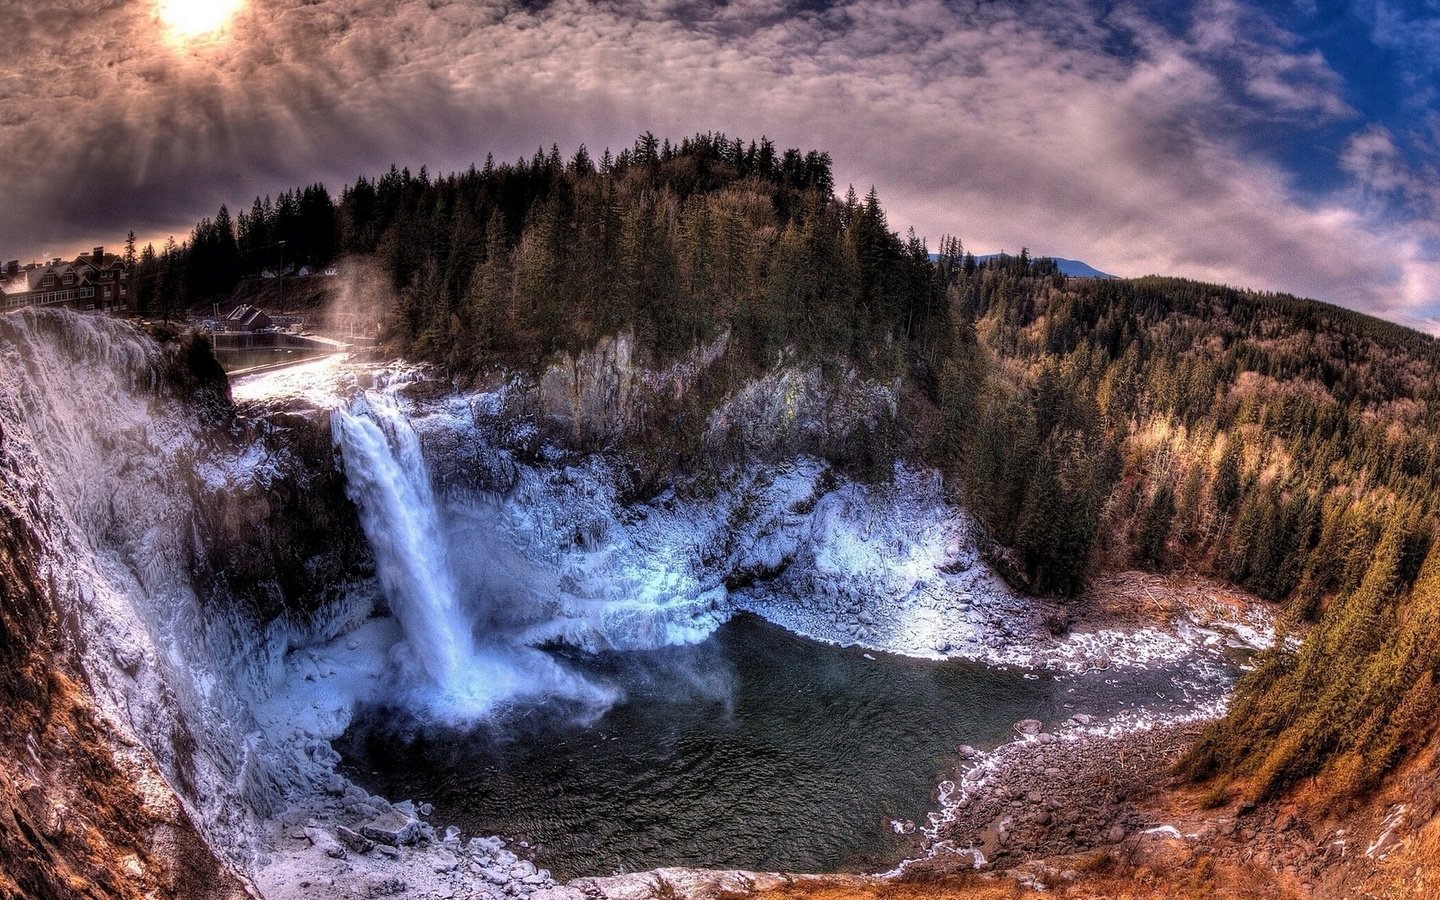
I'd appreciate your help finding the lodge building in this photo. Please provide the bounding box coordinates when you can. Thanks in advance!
[1,247,130,313]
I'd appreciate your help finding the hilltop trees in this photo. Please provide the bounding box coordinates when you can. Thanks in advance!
[131,131,1440,801]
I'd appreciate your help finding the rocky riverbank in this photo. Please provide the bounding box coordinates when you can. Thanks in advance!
[905,718,1206,879]
[257,791,586,900]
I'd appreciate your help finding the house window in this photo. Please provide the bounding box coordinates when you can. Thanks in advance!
[42,274,55,287]
[63,272,74,285]
[103,286,112,298]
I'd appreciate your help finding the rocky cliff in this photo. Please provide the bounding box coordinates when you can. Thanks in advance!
[0,310,371,896]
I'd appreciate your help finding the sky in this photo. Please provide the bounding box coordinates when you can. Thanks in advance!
[3,0,1438,328]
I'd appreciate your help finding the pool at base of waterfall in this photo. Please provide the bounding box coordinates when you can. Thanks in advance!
[336,613,1228,879]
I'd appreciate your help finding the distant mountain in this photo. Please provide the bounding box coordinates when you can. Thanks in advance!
[926,252,1116,278]
[976,253,1116,278]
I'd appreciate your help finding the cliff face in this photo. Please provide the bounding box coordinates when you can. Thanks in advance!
[0,492,247,900]
[0,310,370,896]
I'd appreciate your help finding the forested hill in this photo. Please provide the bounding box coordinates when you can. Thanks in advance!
[167,133,1440,806]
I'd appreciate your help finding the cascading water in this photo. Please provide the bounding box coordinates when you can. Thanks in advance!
[332,387,478,690]
[331,379,629,722]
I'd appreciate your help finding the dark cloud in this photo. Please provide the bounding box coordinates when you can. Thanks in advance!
[1,0,1436,323]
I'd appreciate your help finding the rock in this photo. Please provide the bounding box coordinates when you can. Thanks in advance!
[362,873,407,897]
[394,799,417,817]
[1106,824,1127,844]
[1014,719,1044,738]
[433,850,460,873]
[375,843,400,859]
[1072,714,1094,726]
[509,861,537,879]
[304,826,347,859]
[420,802,434,817]
[325,774,348,795]
[469,836,505,855]
[529,889,586,900]
[335,825,375,854]
[481,867,510,885]
[361,810,423,847]
[444,825,462,845]
[958,745,980,759]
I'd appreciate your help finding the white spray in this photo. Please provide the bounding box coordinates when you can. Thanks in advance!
[332,387,476,691]
[331,379,623,722]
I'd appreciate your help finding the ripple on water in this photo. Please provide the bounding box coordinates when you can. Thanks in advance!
[337,613,1236,879]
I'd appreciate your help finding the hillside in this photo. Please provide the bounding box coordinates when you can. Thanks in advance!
[147,132,1440,890]
[183,134,1440,786]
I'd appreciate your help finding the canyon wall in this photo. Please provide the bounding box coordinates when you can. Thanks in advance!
[0,310,370,896]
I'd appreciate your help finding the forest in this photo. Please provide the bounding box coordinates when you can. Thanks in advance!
[154,131,1440,805]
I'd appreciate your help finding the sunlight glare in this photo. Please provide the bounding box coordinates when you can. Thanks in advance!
[157,0,244,41]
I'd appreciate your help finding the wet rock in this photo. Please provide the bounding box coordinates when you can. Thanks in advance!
[958,744,980,759]
[529,888,585,900]
[1014,719,1043,738]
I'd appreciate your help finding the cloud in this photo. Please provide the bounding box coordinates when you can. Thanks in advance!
[0,0,1436,323]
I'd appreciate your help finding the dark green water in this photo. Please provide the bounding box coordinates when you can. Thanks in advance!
[338,613,1219,878]
[215,346,326,372]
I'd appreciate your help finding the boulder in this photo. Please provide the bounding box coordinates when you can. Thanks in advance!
[361,809,423,846]
[1014,719,1044,738]
[303,826,347,859]
[335,825,374,854]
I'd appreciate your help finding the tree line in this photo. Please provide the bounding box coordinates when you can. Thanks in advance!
[138,131,1440,803]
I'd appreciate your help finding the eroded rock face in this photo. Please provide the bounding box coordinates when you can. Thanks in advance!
[0,320,249,899]
[0,310,371,897]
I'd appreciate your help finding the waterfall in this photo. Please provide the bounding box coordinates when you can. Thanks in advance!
[331,381,629,722]
[332,388,477,692]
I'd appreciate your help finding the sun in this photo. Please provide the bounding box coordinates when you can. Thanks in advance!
[156,0,244,42]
